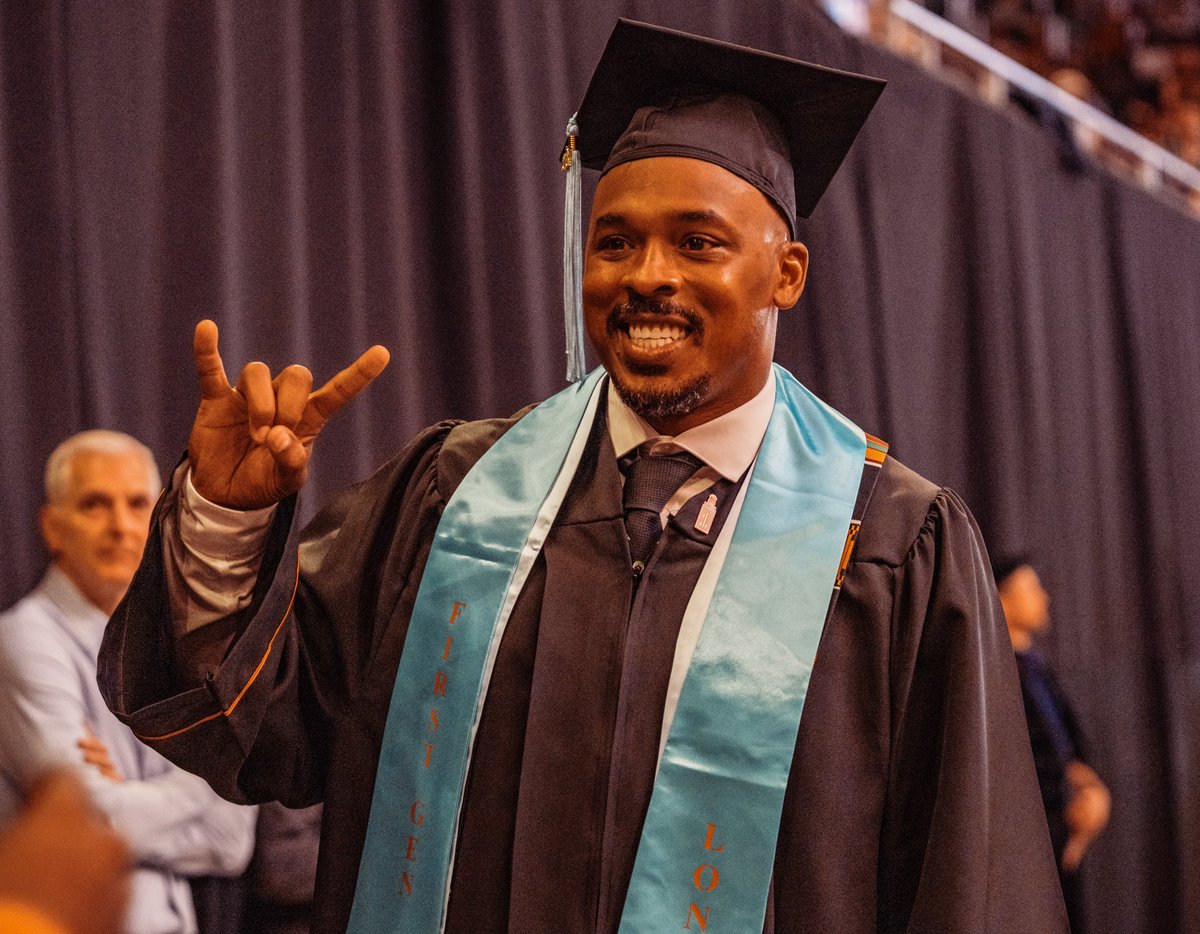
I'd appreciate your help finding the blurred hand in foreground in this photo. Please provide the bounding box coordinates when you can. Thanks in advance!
[0,770,131,933]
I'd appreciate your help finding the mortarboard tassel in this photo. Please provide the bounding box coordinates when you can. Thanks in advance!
[561,113,586,383]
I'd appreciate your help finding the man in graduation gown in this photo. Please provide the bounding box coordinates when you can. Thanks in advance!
[98,19,1068,934]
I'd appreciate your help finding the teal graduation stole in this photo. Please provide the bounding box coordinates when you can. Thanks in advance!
[348,365,867,933]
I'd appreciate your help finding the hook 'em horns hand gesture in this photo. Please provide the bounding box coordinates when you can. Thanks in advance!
[188,319,391,509]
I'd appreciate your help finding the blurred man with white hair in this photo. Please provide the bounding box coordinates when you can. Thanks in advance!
[0,430,256,934]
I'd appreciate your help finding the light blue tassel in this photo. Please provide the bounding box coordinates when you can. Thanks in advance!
[562,113,586,383]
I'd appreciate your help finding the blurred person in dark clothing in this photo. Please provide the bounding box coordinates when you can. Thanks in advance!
[995,555,1111,933]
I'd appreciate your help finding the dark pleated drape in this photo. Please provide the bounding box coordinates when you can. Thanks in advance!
[1,2,1197,932]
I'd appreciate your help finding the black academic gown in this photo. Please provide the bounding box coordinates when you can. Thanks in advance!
[99,409,1068,933]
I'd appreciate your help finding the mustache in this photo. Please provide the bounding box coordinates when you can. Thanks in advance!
[606,296,704,334]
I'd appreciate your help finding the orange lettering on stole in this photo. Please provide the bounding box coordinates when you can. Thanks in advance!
[399,871,414,896]
[406,835,419,860]
[429,708,441,732]
[684,824,722,927]
[433,671,448,697]
[448,601,466,625]
[683,903,711,930]
[693,865,719,892]
[443,635,453,660]
[410,800,425,826]
[423,742,435,768]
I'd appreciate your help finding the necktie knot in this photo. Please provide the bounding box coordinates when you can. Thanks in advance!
[621,451,702,572]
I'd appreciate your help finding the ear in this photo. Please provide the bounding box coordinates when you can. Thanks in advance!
[40,504,62,556]
[772,240,809,310]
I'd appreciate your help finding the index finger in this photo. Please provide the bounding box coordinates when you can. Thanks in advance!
[193,319,232,400]
[303,345,391,433]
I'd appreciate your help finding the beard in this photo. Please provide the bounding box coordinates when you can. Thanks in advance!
[612,372,712,422]
[605,296,711,423]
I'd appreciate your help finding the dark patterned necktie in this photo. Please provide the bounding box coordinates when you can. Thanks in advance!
[621,451,702,573]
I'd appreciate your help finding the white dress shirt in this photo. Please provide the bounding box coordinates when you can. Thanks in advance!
[605,372,775,522]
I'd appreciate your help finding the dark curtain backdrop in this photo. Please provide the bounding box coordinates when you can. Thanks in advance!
[1,2,1197,931]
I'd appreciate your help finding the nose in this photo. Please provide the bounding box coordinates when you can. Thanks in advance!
[622,240,680,299]
[109,500,140,537]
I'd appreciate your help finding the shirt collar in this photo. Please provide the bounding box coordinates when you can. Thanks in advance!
[606,371,776,482]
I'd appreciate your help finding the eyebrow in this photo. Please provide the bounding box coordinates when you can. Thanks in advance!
[592,213,626,229]
[677,210,726,224]
[592,210,731,228]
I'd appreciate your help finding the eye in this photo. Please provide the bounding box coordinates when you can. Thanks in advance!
[595,235,630,252]
[682,235,718,251]
[77,494,110,514]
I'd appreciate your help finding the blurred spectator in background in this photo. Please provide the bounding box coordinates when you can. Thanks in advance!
[0,430,256,934]
[994,554,1111,934]
[987,1,1200,166]
[990,6,1053,76]
[1078,7,1146,119]
[0,769,131,934]
[836,0,1200,171]
[988,8,1094,166]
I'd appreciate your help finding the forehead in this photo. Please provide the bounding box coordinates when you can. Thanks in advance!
[65,450,153,496]
[591,156,784,229]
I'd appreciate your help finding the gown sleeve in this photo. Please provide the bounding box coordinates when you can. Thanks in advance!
[869,482,1069,932]
[97,421,461,808]
[771,457,1067,932]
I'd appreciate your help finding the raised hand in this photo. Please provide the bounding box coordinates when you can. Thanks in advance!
[188,320,390,509]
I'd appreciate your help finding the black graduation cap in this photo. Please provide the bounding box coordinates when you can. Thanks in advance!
[572,18,887,229]
[558,19,886,383]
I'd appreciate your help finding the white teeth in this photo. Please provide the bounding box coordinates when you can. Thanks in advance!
[628,324,686,348]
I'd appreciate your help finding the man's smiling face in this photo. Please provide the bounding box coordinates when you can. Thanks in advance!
[582,156,808,435]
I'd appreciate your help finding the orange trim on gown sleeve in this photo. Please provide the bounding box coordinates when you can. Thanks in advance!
[135,559,301,743]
